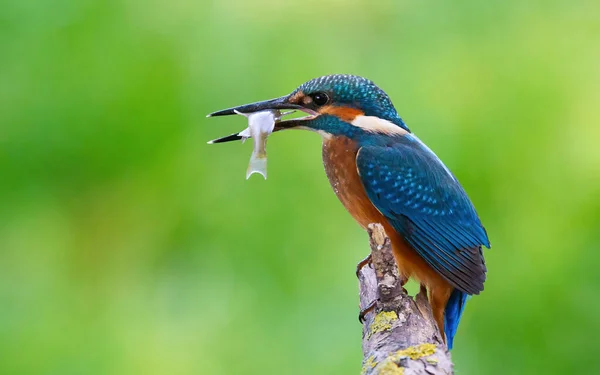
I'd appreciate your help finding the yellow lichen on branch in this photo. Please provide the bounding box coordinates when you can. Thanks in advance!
[395,343,437,360]
[368,311,398,338]
[371,344,438,375]
[361,356,377,375]
[377,359,404,375]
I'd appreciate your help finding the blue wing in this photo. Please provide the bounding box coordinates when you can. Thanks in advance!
[356,136,490,294]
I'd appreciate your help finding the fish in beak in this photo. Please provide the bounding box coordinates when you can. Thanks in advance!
[206,95,319,143]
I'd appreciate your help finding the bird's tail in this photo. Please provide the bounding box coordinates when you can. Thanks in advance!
[444,288,469,350]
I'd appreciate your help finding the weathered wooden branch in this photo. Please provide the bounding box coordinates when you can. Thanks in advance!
[358,224,454,375]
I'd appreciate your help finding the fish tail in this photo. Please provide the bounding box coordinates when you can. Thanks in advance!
[246,152,267,179]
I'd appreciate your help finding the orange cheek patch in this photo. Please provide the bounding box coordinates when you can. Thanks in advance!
[319,105,364,122]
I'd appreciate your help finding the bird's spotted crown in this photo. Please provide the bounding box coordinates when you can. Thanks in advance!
[293,74,405,127]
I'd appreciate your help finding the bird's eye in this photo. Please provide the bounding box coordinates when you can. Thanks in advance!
[311,92,329,106]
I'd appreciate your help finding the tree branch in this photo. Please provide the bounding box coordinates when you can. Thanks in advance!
[358,223,454,375]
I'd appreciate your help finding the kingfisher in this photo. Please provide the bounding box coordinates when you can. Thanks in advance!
[208,74,490,349]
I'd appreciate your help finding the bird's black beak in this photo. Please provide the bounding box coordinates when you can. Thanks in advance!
[207,96,303,117]
[207,95,318,144]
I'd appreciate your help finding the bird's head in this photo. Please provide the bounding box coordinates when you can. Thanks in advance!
[208,74,410,141]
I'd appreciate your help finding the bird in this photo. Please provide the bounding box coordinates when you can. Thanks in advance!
[207,74,490,350]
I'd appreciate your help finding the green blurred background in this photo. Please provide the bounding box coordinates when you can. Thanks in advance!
[1,0,599,374]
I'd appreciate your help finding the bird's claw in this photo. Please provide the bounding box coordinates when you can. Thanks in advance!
[355,254,373,277]
[358,300,377,323]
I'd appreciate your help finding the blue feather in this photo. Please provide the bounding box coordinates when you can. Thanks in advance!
[444,289,469,350]
[356,139,490,295]
[355,134,490,348]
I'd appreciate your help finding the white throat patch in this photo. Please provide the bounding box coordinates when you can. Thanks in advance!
[350,115,408,136]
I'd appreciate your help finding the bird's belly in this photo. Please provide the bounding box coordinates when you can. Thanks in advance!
[321,136,448,288]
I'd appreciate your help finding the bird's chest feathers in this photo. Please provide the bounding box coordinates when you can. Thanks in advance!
[322,136,385,228]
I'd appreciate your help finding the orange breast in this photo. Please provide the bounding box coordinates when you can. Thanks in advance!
[321,136,384,230]
[321,136,450,290]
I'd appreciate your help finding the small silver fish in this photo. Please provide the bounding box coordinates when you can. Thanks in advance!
[235,109,280,179]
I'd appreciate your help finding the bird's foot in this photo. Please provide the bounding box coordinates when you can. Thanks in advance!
[358,300,377,323]
[355,254,373,277]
